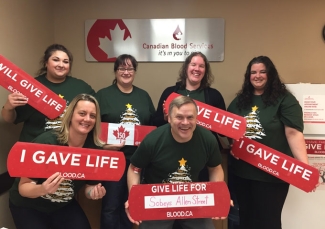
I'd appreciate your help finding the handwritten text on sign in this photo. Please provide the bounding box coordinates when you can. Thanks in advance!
[147,183,213,208]
[232,137,319,192]
[128,182,230,221]
[164,93,246,140]
[7,142,126,181]
[0,55,66,119]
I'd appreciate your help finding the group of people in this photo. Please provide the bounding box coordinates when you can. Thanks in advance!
[1,43,309,229]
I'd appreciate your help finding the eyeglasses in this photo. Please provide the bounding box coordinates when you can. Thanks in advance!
[117,67,135,72]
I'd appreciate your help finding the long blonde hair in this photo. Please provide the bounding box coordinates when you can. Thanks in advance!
[56,94,103,146]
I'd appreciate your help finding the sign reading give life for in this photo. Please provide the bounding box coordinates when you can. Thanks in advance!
[0,55,66,119]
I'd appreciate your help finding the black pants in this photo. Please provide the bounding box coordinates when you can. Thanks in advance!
[10,198,91,229]
[100,160,132,229]
[234,175,289,229]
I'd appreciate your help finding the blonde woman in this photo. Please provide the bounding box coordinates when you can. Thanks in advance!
[9,94,105,229]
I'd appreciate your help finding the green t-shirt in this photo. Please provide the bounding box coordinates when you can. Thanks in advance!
[130,124,222,184]
[227,92,303,182]
[95,84,155,159]
[14,74,95,142]
[9,130,99,213]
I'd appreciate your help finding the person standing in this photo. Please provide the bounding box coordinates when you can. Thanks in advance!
[96,54,155,229]
[126,95,224,229]
[9,94,106,229]
[1,44,95,142]
[227,56,308,229]
[152,52,225,182]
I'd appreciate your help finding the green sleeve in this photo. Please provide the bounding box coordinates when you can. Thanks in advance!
[279,93,303,132]
[130,139,152,169]
[31,130,58,144]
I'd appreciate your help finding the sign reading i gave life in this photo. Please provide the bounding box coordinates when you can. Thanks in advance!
[99,123,156,146]
[7,142,126,181]
[0,55,66,119]
[232,137,319,192]
[128,182,230,221]
[164,93,246,140]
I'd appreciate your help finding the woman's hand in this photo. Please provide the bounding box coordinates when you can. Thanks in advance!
[227,138,239,160]
[18,172,64,198]
[163,100,168,121]
[41,172,65,195]
[103,140,126,151]
[125,200,141,225]
[5,92,28,109]
[87,183,106,200]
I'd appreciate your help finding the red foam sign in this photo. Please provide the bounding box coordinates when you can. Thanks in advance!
[164,92,246,140]
[0,55,66,119]
[100,123,156,146]
[7,142,126,181]
[232,137,319,192]
[128,182,230,221]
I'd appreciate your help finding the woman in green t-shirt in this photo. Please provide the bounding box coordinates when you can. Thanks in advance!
[1,44,95,142]
[96,54,155,229]
[9,94,106,229]
[227,56,308,229]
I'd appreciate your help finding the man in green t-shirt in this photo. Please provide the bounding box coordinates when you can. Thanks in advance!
[125,95,224,229]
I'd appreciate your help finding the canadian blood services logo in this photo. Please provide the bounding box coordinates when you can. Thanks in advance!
[173,25,183,40]
[86,19,132,62]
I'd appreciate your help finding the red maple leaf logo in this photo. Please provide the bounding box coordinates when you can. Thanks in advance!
[113,125,130,142]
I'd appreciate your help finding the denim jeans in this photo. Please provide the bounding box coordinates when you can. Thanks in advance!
[100,160,133,229]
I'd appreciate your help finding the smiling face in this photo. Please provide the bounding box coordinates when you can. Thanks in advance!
[186,55,206,87]
[69,100,96,136]
[168,103,197,143]
[115,58,135,87]
[45,51,70,83]
[250,63,268,95]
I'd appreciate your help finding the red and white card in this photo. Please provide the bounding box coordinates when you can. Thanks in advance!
[128,181,230,221]
[164,92,246,140]
[100,123,156,146]
[232,137,319,192]
[0,55,66,119]
[7,142,126,181]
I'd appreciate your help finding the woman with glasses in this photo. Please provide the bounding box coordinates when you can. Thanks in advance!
[96,54,155,229]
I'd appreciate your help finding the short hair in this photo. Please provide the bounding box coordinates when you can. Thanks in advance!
[56,94,103,146]
[112,54,138,84]
[177,52,214,89]
[168,95,198,116]
[37,44,73,76]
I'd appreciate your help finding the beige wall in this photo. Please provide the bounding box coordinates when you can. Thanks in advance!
[0,0,324,228]
[52,0,325,107]
[0,0,53,227]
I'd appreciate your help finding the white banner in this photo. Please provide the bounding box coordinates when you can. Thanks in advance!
[85,18,224,62]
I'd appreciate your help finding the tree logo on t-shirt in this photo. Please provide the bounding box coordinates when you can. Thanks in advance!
[44,94,67,131]
[163,158,192,183]
[244,105,266,139]
[41,179,74,203]
[120,103,140,125]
